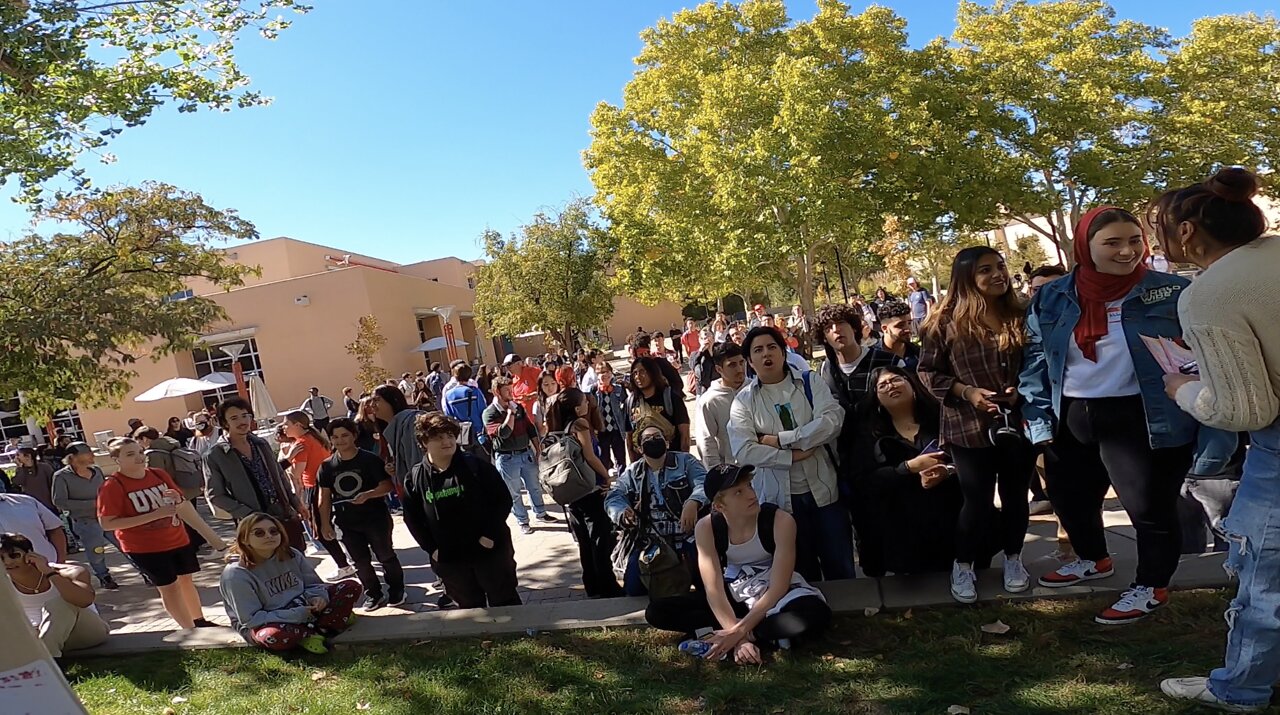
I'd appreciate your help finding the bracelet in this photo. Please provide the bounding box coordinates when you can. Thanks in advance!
[960,386,973,402]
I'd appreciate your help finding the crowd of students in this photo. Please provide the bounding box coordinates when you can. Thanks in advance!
[3,167,1278,709]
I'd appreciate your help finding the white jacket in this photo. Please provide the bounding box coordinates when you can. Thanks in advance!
[696,378,740,468]
[728,368,844,511]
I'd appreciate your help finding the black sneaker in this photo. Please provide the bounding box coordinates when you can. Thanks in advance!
[387,590,407,607]
[435,593,455,609]
[362,593,389,611]
[100,574,120,590]
[141,573,155,587]
[192,618,219,628]
[535,513,560,523]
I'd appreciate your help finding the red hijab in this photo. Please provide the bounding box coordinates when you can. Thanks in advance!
[1072,206,1149,362]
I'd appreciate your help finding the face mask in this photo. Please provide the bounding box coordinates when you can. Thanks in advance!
[641,436,667,459]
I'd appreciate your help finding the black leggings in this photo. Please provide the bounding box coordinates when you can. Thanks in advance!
[597,430,627,474]
[646,591,832,643]
[949,442,1036,563]
[305,487,349,568]
[1044,396,1192,588]
[566,491,624,598]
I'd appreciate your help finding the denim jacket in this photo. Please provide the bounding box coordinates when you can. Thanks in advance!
[1020,271,1237,470]
[604,452,708,541]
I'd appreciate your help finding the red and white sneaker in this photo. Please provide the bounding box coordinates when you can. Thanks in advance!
[1095,586,1169,625]
[1037,556,1114,587]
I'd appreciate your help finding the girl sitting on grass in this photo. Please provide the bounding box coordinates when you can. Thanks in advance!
[220,513,362,654]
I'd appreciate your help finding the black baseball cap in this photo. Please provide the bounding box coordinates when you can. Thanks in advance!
[704,464,756,502]
[66,442,94,457]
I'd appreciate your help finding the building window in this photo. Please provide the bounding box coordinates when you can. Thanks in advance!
[0,395,84,446]
[192,338,265,406]
[163,289,195,303]
[466,276,476,290]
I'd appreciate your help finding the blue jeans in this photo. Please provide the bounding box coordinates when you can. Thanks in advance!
[72,516,122,581]
[495,451,547,525]
[1208,417,1280,708]
[791,492,856,582]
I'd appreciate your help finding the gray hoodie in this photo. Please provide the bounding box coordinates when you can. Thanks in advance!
[220,548,328,638]
[695,378,740,468]
[383,409,425,486]
[51,465,106,520]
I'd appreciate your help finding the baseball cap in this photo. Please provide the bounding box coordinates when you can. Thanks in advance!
[703,463,756,502]
[66,442,94,457]
[502,353,520,366]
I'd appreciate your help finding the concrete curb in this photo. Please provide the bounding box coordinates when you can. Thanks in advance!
[71,552,1230,658]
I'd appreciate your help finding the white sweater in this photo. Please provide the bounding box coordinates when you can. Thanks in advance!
[1175,236,1280,432]
[695,378,740,468]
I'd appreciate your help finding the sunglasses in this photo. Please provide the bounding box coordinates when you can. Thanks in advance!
[250,527,281,538]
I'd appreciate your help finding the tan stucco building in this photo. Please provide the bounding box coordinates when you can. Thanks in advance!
[41,237,684,445]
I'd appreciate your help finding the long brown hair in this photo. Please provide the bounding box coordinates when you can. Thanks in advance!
[230,513,293,568]
[922,246,1026,352]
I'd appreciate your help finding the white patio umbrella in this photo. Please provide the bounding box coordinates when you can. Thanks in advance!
[411,336,469,352]
[134,376,233,402]
[247,374,279,424]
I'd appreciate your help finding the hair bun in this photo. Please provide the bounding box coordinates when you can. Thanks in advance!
[1204,167,1259,204]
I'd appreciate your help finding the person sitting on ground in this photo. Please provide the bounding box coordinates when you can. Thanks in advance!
[849,366,963,577]
[401,413,521,609]
[220,513,363,654]
[605,423,709,596]
[98,437,226,629]
[645,463,831,664]
[3,532,109,659]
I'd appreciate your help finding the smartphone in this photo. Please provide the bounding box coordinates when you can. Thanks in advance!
[921,439,941,455]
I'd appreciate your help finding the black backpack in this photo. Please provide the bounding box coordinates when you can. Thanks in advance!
[710,503,779,568]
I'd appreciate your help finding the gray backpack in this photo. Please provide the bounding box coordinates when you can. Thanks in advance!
[147,446,205,493]
[538,431,597,505]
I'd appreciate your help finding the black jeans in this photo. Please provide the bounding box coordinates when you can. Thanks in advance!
[1044,395,1192,588]
[433,540,521,609]
[949,441,1036,564]
[597,429,627,473]
[646,591,832,643]
[336,510,404,599]
[305,487,349,568]
[566,491,624,598]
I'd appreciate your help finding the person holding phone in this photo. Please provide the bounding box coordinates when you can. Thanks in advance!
[1020,207,1202,625]
[484,376,558,536]
[3,532,109,658]
[849,366,963,577]
[918,246,1035,604]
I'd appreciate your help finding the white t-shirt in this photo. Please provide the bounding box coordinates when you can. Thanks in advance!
[1063,300,1141,399]
[0,494,63,563]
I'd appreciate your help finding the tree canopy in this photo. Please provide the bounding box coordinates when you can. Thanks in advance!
[472,199,616,350]
[0,183,258,418]
[0,0,309,201]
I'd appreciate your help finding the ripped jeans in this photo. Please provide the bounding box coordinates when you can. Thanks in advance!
[1207,418,1280,708]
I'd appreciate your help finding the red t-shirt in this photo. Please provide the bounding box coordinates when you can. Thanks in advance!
[511,364,542,411]
[96,468,190,554]
[289,433,330,489]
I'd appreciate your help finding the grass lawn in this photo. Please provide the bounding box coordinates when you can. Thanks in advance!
[66,588,1268,715]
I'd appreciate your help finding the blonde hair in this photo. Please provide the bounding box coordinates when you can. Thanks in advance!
[230,513,293,569]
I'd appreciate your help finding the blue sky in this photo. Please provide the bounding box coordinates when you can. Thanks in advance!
[0,0,1268,263]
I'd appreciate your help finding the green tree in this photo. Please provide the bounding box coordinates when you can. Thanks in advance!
[345,315,391,392]
[473,199,616,350]
[0,0,309,201]
[0,182,258,418]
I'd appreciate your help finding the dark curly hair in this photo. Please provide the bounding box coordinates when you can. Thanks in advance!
[814,303,866,344]
[875,300,911,323]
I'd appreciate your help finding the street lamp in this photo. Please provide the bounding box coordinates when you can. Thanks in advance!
[832,245,851,303]
[817,259,832,302]
[433,305,460,363]
[219,343,249,400]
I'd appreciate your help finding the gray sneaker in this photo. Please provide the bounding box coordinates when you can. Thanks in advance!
[950,562,978,604]
[1160,677,1265,713]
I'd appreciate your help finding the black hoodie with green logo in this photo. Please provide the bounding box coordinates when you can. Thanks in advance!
[402,452,513,563]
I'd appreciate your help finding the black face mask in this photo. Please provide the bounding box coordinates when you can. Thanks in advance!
[641,436,667,459]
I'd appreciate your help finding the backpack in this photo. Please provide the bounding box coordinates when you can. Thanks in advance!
[537,431,597,505]
[146,446,204,493]
[445,386,485,446]
[711,503,779,569]
[611,464,694,599]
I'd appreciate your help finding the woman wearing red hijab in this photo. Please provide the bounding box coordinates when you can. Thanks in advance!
[1019,206,1200,624]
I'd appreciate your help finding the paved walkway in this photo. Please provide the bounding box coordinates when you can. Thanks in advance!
[84,356,1160,636]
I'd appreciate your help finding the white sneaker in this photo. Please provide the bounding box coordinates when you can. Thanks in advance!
[305,544,323,556]
[950,562,977,604]
[327,565,358,581]
[1003,555,1030,593]
[1160,677,1265,713]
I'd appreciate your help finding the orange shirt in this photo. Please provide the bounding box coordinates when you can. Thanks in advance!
[289,433,330,489]
[96,468,190,554]
[511,364,542,411]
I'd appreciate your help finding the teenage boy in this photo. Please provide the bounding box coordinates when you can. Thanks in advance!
[317,418,405,611]
[696,342,747,468]
[727,327,851,581]
[484,377,558,535]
